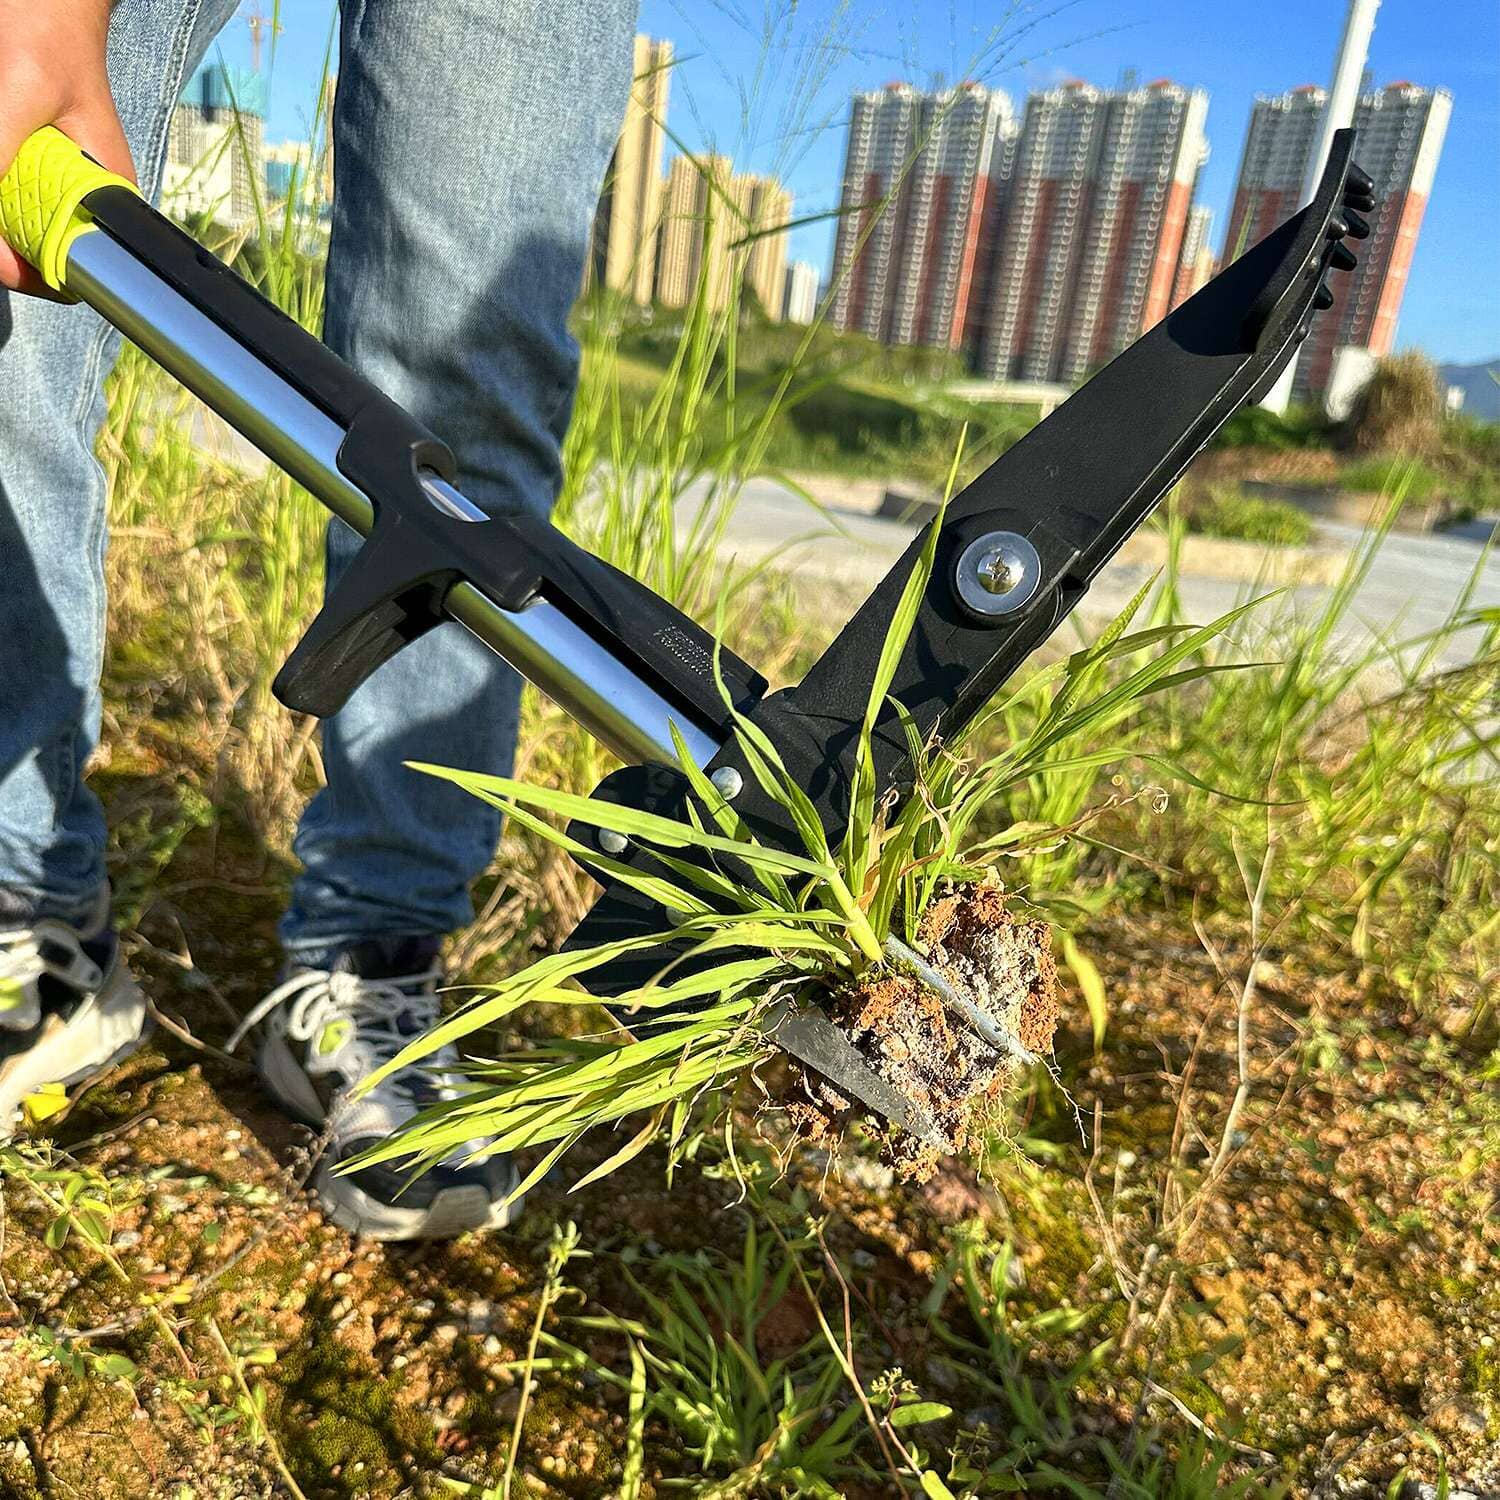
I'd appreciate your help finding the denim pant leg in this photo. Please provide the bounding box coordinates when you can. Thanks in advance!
[280,0,639,956]
[0,0,240,927]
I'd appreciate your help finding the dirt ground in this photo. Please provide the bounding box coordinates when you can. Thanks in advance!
[0,833,1495,1499]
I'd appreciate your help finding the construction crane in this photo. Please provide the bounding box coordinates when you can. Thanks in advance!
[244,1,283,73]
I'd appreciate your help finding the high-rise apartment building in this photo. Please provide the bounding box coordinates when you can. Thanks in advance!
[1305,83,1451,394]
[165,63,268,226]
[654,155,756,312]
[976,79,1208,384]
[1171,203,1215,306]
[1222,86,1327,263]
[783,260,820,324]
[828,83,1018,351]
[741,176,793,319]
[655,153,719,308]
[589,35,673,305]
[1223,81,1450,395]
[828,85,916,342]
[654,155,792,317]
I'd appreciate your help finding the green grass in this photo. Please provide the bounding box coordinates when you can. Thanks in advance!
[1182,486,1315,547]
[1337,454,1444,502]
[587,298,1039,491]
[11,47,1494,1500]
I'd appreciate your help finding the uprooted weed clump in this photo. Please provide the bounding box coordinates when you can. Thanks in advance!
[789,884,1060,1177]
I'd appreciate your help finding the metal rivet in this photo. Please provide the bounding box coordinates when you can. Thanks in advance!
[710,767,743,800]
[953,530,1042,619]
[598,829,629,855]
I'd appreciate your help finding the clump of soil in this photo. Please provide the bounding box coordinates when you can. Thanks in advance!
[787,884,1059,1179]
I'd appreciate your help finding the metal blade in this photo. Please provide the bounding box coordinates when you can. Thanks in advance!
[766,999,946,1150]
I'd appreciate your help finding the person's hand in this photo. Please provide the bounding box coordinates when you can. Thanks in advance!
[0,0,132,296]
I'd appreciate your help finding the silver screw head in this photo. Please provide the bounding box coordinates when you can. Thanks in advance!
[975,546,1021,595]
[953,530,1042,619]
[710,766,743,800]
[598,829,629,855]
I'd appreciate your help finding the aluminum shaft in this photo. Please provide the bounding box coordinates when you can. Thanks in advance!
[65,228,723,771]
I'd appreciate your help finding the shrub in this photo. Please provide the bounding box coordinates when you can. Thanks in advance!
[1212,402,1328,451]
[1342,351,1443,455]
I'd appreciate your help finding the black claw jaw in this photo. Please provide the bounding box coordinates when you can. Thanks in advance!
[1239,129,1368,359]
[561,132,1378,1150]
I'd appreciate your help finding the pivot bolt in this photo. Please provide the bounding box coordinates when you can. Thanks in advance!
[710,767,743,800]
[953,530,1042,620]
[598,829,629,855]
[975,546,1022,596]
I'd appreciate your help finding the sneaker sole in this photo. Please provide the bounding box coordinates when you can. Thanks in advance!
[255,1032,524,1243]
[0,967,149,1135]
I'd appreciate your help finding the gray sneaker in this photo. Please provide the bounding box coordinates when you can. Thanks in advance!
[0,904,149,1134]
[230,940,522,1241]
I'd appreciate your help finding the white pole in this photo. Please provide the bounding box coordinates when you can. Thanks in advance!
[1260,0,1380,412]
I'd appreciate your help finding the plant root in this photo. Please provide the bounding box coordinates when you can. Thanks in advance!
[786,884,1060,1180]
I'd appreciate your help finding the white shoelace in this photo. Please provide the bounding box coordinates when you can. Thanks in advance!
[227,967,446,1095]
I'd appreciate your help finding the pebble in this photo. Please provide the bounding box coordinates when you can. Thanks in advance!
[482,1335,502,1357]
[331,1271,352,1288]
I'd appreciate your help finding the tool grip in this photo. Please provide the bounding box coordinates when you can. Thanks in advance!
[0,126,138,292]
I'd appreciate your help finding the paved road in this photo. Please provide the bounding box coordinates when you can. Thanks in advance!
[190,402,1497,671]
[688,475,1499,672]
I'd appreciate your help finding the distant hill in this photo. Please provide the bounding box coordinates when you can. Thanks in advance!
[1440,360,1500,421]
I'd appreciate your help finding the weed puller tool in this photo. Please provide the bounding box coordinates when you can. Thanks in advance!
[0,127,1375,1147]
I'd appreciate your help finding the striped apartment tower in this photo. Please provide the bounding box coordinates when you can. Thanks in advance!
[1171,203,1216,306]
[977,79,1208,384]
[654,154,748,311]
[1301,83,1452,395]
[1222,86,1327,265]
[828,83,1017,351]
[1223,82,1451,395]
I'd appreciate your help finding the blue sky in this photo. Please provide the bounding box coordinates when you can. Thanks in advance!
[229,1,1497,364]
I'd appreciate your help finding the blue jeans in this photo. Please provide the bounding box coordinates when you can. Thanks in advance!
[0,0,637,957]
